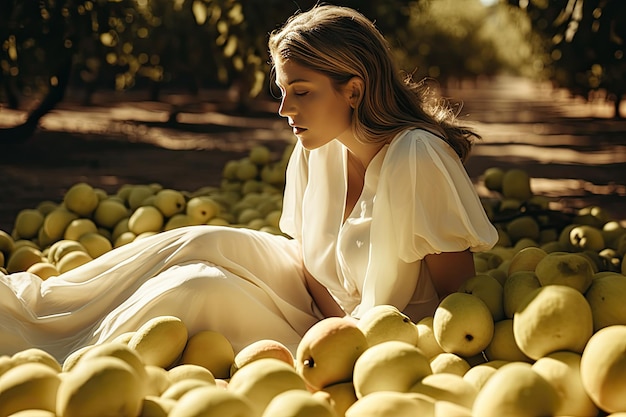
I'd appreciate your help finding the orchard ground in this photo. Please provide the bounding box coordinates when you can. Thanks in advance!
[0,75,625,233]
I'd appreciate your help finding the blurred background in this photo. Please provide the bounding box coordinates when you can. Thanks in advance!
[0,0,625,230]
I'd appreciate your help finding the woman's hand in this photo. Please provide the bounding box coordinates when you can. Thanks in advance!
[424,249,476,301]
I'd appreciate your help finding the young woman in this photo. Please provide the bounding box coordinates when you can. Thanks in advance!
[0,5,497,361]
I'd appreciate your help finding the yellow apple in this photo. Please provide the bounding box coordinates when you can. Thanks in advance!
[433,292,494,357]
[458,274,504,322]
[127,185,156,211]
[56,250,92,273]
[472,362,560,417]
[352,340,432,398]
[161,378,214,401]
[462,360,508,391]
[227,357,307,416]
[56,356,143,417]
[42,207,78,242]
[534,251,594,293]
[415,316,445,359]
[63,182,99,217]
[507,246,547,276]
[236,159,259,181]
[345,391,435,417]
[180,330,234,380]
[409,373,478,409]
[26,261,59,280]
[0,362,60,416]
[502,270,541,319]
[169,385,255,417]
[153,188,186,218]
[585,273,626,332]
[78,232,112,259]
[128,315,188,369]
[580,325,626,414]
[93,198,130,229]
[13,209,44,240]
[230,339,294,377]
[295,317,368,391]
[128,205,164,235]
[261,389,337,417]
[6,246,44,273]
[357,304,419,347]
[143,365,170,397]
[164,213,193,231]
[249,145,272,165]
[64,218,98,241]
[484,319,532,363]
[532,351,598,417]
[186,196,220,224]
[312,381,358,417]
[168,363,216,385]
[10,348,61,373]
[428,352,470,376]
[513,285,593,360]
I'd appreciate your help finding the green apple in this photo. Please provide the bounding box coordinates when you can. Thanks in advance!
[249,145,272,165]
[63,182,99,217]
[482,167,505,192]
[6,246,44,273]
[13,209,44,240]
[56,250,92,273]
[47,239,88,264]
[501,168,533,201]
[236,159,259,181]
[93,198,130,229]
[568,224,606,252]
[506,216,540,243]
[164,213,193,231]
[585,273,626,332]
[153,189,186,218]
[127,185,156,211]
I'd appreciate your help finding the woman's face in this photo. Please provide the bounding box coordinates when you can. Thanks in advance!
[274,59,354,150]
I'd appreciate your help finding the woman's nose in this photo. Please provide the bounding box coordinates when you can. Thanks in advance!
[278,95,294,118]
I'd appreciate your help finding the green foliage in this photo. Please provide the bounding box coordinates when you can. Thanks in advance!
[508,0,626,118]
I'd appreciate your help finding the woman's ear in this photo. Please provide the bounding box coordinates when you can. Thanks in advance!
[346,77,365,109]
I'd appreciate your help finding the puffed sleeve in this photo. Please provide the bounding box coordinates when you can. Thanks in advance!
[279,141,309,241]
[384,129,498,262]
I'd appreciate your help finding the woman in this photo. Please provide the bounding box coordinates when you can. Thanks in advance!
[0,5,497,361]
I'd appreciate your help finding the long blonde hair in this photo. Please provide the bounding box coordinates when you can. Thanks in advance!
[268,4,479,162]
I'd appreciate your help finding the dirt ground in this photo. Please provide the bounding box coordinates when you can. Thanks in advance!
[1,76,625,233]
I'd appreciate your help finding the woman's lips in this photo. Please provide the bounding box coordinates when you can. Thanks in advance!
[293,127,307,135]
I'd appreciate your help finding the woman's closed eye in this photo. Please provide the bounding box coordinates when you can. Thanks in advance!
[294,91,309,96]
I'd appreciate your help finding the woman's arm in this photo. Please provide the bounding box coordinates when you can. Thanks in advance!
[424,249,476,301]
[303,266,347,318]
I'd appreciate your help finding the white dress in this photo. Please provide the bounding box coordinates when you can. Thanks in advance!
[0,128,497,362]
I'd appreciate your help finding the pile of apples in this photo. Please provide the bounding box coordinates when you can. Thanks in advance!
[0,144,292,278]
[0,145,625,416]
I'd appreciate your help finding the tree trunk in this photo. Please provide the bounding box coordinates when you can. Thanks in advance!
[0,54,73,143]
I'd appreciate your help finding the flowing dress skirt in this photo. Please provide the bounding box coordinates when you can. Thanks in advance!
[0,225,322,362]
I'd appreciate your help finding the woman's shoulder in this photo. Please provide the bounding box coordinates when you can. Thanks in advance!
[386,128,457,167]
